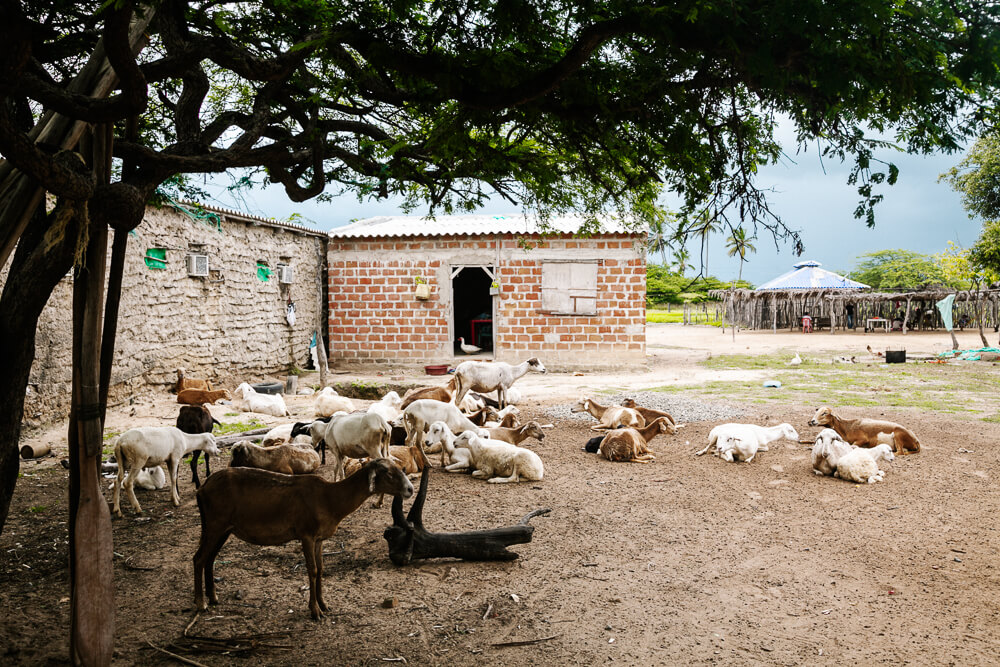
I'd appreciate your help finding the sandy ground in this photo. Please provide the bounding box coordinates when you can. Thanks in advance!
[2,324,1000,665]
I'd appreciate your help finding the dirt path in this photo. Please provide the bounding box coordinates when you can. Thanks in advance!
[3,326,1000,664]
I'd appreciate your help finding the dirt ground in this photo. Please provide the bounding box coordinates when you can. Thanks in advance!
[3,325,1000,665]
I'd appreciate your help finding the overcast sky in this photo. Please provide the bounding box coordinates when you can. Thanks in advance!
[198,129,982,288]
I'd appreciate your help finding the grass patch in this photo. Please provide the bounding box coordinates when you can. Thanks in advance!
[213,419,266,436]
[646,310,725,326]
[685,352,1000,415]
[28,505,47,513]
[983,414,1000,423]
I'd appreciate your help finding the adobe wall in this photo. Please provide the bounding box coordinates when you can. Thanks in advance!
[327,234,646,370]
[10,205,326,425]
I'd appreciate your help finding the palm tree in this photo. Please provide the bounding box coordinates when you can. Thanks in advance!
[647,217,672,266]
[697,212,721,276]
[725,227,757,283]
[672,247,690,276]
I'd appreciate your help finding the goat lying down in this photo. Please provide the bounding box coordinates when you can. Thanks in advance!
[812,428,895,483]
[695,423,798,461]
[809,406,920,454]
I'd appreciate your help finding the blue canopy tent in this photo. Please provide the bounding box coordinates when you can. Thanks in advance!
[755,260,869,292]
[712,261,870,332]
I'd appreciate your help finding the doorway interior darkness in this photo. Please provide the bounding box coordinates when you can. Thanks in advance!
[452,266,493,356]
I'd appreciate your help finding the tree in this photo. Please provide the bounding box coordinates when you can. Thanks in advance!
[848,249,951,290]
[672,247,691,277]
[969,220,1000,283]
[647,212,675,266]
[725,227,758,283]
[4,0,1000,659]
[941,134,1000,221]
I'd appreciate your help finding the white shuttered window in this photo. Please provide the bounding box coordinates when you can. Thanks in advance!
[540,261,598,315]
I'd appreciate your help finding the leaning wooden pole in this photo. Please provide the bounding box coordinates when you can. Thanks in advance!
[68,126,114,667]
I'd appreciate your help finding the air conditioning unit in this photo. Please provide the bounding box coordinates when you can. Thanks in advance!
[186,253,209,277]
[277,264,294,284]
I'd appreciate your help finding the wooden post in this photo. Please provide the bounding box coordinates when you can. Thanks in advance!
[315,328,329,387]
[68,126,114,667]
[903,297,912,335]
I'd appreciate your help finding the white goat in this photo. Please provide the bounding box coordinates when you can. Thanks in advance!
[366,391,402,422]
[235,382,290,417]
[504,387,522,405]
[314,386,355,417]
[834,444,895,484]
[695,422,799,460]
[112,426,220,517]
[811,428,855,477]
[453,357,546,408]
[423,422,475,472]
[453,431,544,483]
[402,399,489,465]
[315,412,392,481]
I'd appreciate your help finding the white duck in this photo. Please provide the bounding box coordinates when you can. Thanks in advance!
[787,353,802,366]
[458,337,482,354]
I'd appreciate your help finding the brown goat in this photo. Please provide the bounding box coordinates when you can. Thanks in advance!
[229,441,321,475]
[598,417,676,463]
[389,443,428,475]
[572,397,645,430]
[400,377,458,409]
[497,412,520,428]
[809,406,920,454]
[620,398,676,426]
[193,460,414,619]
[487,421,546,445]
[176,405,220,488]
[176,368,213,392]
[177,388,231,405]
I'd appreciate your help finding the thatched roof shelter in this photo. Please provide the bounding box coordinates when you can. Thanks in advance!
[710,286,1000,334]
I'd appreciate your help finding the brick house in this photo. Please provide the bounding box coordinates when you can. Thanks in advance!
[327,215,647,370]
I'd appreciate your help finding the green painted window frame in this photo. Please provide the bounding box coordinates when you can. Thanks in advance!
[256,261,271,282]
[144,248,167,270]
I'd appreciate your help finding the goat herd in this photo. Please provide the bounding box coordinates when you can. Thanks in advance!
[104,358,921,619]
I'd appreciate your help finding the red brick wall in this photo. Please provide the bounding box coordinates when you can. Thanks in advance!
[494,237,645,364]
[327,234,646,368]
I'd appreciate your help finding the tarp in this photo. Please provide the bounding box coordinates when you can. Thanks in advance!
[755,261,869,291]
[937,346,1000,361]
[936,293,955,331]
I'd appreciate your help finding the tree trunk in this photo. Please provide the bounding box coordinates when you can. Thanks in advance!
[383,466,549,565]
[977,291,988,347]
[0,201,81,534]
[69,123,114,666]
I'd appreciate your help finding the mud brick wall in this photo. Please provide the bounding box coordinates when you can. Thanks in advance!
[327,233,646,370]
[9,205,326,425]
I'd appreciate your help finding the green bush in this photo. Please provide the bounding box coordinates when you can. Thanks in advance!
[646,264,752,306]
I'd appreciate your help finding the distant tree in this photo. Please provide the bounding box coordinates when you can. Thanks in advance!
[672,247,691,277]
[848,249,949,289]
[941,134,1000,221]
[647,214,675,266]
[968,220,1000,285]
[725,227,758,283]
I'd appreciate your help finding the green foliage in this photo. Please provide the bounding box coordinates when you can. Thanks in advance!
[646,264,751,305]
[941,134,1000,222]
[847,249,951,289]
[212,420,266,437]
[968,220,1000,284]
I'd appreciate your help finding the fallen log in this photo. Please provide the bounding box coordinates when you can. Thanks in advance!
[383,466,550,565]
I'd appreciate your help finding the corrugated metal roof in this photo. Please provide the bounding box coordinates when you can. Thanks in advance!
[756,261,869,291]
[178,200,327,237]
[328,213,639,238]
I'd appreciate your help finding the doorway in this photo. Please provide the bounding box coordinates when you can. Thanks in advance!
[451,265,494,356]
